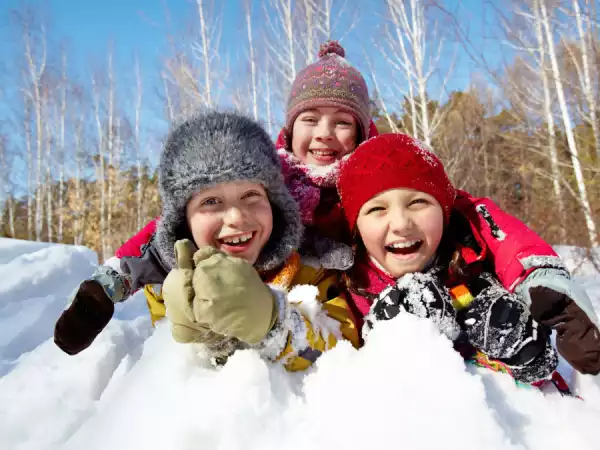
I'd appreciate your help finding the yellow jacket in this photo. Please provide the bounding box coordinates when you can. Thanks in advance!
[144,252,359,371]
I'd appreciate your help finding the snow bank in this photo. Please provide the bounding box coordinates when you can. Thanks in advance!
[0,239,599,450]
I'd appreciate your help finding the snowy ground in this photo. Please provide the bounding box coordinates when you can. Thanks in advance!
[1,237,600,450]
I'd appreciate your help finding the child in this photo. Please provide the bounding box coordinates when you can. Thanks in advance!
[54,42,598,378]
[94,110,359,369]
[337,133,600,384]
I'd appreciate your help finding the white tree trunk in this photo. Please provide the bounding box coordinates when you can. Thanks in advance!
[57,51,67,243]
[539,0,598,246]
[134,56,144,230]
[196,0,213,107]
[23,96,33,241]
[92,73,107,261]
[106,50,115,256]
[572,0,600,159]
[532,1,567,242]
[245,0,259,120]
[45,109,52,242]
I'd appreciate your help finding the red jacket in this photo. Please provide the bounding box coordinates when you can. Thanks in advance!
[346,190,562,328]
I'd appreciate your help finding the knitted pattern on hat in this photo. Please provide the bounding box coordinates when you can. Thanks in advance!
[155,111,303,272]
[286,40,371,140]
[337,133,456,232]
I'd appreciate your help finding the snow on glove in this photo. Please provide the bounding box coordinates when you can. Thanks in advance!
[457,273,550,363]
[529,286,600,375]
[364,267,462,342]
[54,279,115,355]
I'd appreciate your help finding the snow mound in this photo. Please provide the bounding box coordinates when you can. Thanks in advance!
[0,239,599,450]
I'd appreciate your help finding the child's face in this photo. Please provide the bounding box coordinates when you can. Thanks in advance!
[291,106,358,166]
[186,181,273,265]
[356,188,444,278]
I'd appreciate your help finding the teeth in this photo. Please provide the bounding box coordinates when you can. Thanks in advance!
[388,240,421,249]
[311,150,336,156]
[222,232,253,244]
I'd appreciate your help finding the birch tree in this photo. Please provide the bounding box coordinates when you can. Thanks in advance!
[133,55,144,230]
[377,0,454,146]
[21,15,47,241]
[538,0,598,246]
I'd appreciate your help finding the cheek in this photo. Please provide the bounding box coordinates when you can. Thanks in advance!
[187,212,217,247]
[290,125,310,158]
[253,202,274,242]
[338,129,358,153]
[356,217,385,256]
[419,210,445,247]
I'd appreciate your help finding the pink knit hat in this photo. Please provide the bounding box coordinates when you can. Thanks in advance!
[286,41,371,140]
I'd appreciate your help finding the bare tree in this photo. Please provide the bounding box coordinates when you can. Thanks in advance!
[539,0,598,246]
[564,0,600,159]
[505,0,569,241]
[57,48,67,242]
[92,69,107,260]
[377,0,455,146]
[133,55,144,230]
[20,14,47,241]
[244,0,259,120]
[263,0,297,93]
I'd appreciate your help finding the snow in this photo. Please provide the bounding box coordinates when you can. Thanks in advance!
[1,237,600,450]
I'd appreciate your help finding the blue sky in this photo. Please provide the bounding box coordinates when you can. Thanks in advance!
[0,0,509,163]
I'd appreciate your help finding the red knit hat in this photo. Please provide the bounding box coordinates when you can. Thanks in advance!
[286,40,371,140]
[337,133,456,231]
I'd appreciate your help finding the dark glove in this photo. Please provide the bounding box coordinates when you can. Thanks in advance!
[457,273,549,361]
[364,268,462,341]
[54,280,114,355]
[529,286,600,375]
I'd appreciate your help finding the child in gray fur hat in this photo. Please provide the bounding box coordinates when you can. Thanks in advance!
[88,110,360,368]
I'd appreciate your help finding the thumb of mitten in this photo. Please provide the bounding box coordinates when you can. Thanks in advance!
[174,239,198,270]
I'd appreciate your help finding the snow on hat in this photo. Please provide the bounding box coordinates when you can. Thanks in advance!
[156,110,303,271]
[337,133,456,231]
[286,40,371,140]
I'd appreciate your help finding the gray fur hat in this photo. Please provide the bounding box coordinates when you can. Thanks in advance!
[156,110,303,271]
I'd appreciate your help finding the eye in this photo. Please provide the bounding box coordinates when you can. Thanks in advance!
[200,197,221,206]
[365,206,385,215]
[409,198,429,207]
[242,190,263,200]
[301,116,318,124]
[337,120,352,126]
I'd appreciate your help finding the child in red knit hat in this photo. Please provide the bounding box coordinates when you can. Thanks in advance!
[338,133,600,389]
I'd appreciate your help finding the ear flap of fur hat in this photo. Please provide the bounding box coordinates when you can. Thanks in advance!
[155,110,303,272]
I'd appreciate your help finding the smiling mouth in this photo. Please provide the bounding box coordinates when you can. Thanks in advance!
[309,149,338,160]
[385,240,423,255]
[218,232,255,247]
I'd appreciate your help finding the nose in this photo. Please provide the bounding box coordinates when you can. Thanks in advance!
[223,206,245,227]
[315,119,334,142]
[389,208,414,234]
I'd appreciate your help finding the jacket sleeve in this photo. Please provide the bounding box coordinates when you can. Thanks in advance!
[455,190,600,327]
[115,219,159,258]
[254,273,360,372]
[454,190,563,292]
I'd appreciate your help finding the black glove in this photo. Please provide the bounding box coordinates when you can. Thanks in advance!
[529,286,600,375]
[457,273,558,383]
[54,280,114,355]
[364,268,462,342]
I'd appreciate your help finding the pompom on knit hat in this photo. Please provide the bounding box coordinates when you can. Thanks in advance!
[285,40,371,140]
[337,133,456,231]
[155,110,303,272]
